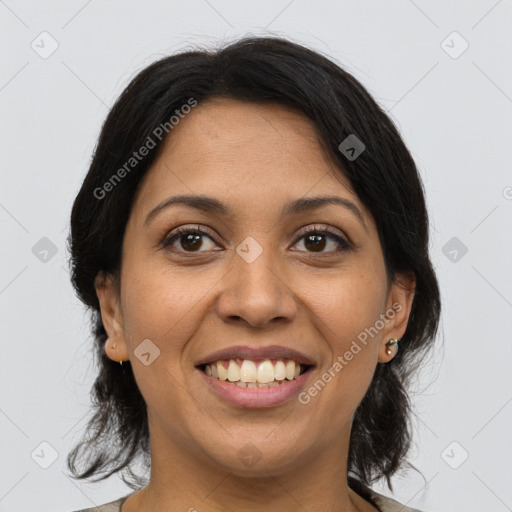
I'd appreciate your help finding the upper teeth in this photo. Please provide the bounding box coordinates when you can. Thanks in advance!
[205,359,301,383]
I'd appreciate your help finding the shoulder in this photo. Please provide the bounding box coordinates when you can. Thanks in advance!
[70,493,132,512]
[368,488,424,512]
[70,490,424,512]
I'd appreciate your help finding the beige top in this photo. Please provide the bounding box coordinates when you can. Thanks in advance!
[72,489,423,512]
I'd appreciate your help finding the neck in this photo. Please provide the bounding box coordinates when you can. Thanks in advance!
[122,415,378,512]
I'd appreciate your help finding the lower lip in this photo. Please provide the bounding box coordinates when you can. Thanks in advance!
[197,367,314,408]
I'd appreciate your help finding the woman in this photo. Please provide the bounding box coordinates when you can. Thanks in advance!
[67,35,440,512]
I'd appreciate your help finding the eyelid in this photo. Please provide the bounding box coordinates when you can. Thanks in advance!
[294,223,350,245]
[160,224,220,248]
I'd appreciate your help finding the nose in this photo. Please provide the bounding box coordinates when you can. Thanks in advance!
[215,248,297,328]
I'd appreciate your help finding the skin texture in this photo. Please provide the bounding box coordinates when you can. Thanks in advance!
[95,98,415,512]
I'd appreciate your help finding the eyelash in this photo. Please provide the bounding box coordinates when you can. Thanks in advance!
[161,224,351,255]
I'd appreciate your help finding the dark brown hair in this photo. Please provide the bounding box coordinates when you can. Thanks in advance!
[66,35,441,501]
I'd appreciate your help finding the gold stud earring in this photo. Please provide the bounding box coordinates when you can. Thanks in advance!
[386,338,399,356]
[112,341,123,365]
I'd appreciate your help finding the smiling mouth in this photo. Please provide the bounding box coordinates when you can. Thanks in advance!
[198,358,313,389]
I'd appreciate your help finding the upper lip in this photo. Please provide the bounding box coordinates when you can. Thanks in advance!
[195,345,317,367]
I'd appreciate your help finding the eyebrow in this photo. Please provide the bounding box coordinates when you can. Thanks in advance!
[144,194,367,231]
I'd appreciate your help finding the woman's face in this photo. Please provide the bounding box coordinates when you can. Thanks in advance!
[96,98,414,477]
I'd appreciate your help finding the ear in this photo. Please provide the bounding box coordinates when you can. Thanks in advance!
[378,272,416,363]
[94,271,129,363]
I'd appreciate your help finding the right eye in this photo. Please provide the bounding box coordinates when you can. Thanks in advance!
[161,225,221,253]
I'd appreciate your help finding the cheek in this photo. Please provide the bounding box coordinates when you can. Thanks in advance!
[314,269,387,343]
[118,262,208,423]
[120,259,220,353]
[305,270,385,407]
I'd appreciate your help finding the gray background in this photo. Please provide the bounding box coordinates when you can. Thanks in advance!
[1,1,511,511]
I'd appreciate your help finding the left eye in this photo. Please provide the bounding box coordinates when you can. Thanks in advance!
[162,225,351,254]
[293,229,350,253]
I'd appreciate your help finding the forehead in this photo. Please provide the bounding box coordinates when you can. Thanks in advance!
[165,98,335,166]
[132,98,361,215]
[170,98,319,141]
